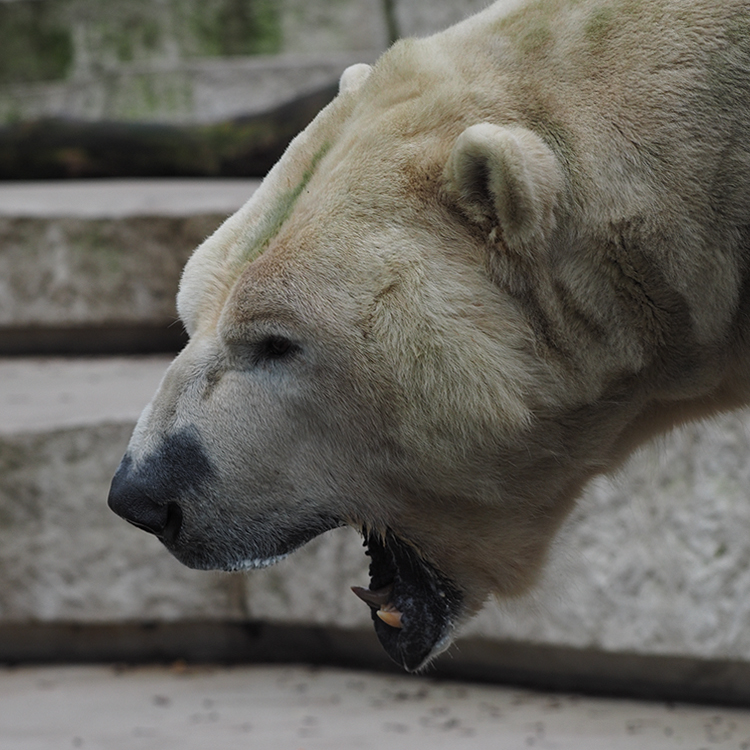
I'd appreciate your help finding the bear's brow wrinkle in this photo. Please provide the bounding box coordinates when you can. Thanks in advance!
[200,364,225,402]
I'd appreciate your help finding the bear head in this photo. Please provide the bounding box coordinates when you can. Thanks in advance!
[108,46,589,672]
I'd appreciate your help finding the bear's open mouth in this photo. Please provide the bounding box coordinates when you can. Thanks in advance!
[352,529,463,671]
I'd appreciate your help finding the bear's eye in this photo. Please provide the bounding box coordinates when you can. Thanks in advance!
[257,335,297,361]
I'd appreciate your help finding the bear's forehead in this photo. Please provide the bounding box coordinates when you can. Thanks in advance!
[239,121,451,265]
[179,37,480,337]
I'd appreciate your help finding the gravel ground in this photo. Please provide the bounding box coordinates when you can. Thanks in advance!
[1,664,750,750]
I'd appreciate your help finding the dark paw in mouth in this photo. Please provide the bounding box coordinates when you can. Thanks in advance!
[352,530,463,672]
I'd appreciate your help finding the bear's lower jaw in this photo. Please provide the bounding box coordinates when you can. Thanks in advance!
[160,512,343,572]
[358,530,464,672]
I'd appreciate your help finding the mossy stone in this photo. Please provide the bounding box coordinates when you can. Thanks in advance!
[0,2,73,85]
[188,0,282,57]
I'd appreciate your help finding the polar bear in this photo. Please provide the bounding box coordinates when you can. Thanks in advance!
[108,0,750,671]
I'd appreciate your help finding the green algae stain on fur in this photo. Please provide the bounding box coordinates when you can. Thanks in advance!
[519,20,553,56]
[584,6,616,51]
[495,0,558,56]
[235,141,332,268]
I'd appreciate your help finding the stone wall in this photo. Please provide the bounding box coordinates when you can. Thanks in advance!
[3,1,750,700]
[0,0,390,124]
[0,0,499,125]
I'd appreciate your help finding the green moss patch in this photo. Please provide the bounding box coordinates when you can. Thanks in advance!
[189,0,282,57]
[0,2,73,84]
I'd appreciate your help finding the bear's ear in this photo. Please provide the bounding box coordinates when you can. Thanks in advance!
[339,63,373,95]
[444,123,563,247]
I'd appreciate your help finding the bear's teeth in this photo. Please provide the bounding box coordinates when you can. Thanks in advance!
[352,585,403,628]
[376,607,403,629]
[351,584,393,609]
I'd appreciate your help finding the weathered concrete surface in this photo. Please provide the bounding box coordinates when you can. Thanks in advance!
[1,52,380,126]
[0,179,259,219]
[0,0,387,80]
[0,0,499,127]
[2,664,750,749]
[0,180,257,334]
[0,213,217,329]
[0,357,246,623]
[466,414,750,660]
[0,357,171,434]
[280,3,388,57]
[0,0,385,125]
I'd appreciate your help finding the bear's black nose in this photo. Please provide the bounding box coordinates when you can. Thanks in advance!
[108,428,212,543]
[108,456,183,540]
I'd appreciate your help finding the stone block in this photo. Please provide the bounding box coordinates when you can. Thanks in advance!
[0,0,385,125]
[0,357,245,623]
[279,0,389,56]
[0,213,217,328]
[0,53,378,126]
[464,413,750,662]
[244,527,370,630]
[0,179,257,352]
[0,0,383,84]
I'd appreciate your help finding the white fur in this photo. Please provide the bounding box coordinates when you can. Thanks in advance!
[338,63,373,95]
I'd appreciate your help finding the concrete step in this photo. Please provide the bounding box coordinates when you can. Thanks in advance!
[0,179,260,218]
[0,52,380,127]
[5,0,748,705]
[2,355,750,702]
[0,356,249,625]
[0,0,387,125]
[0,179,258,354]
